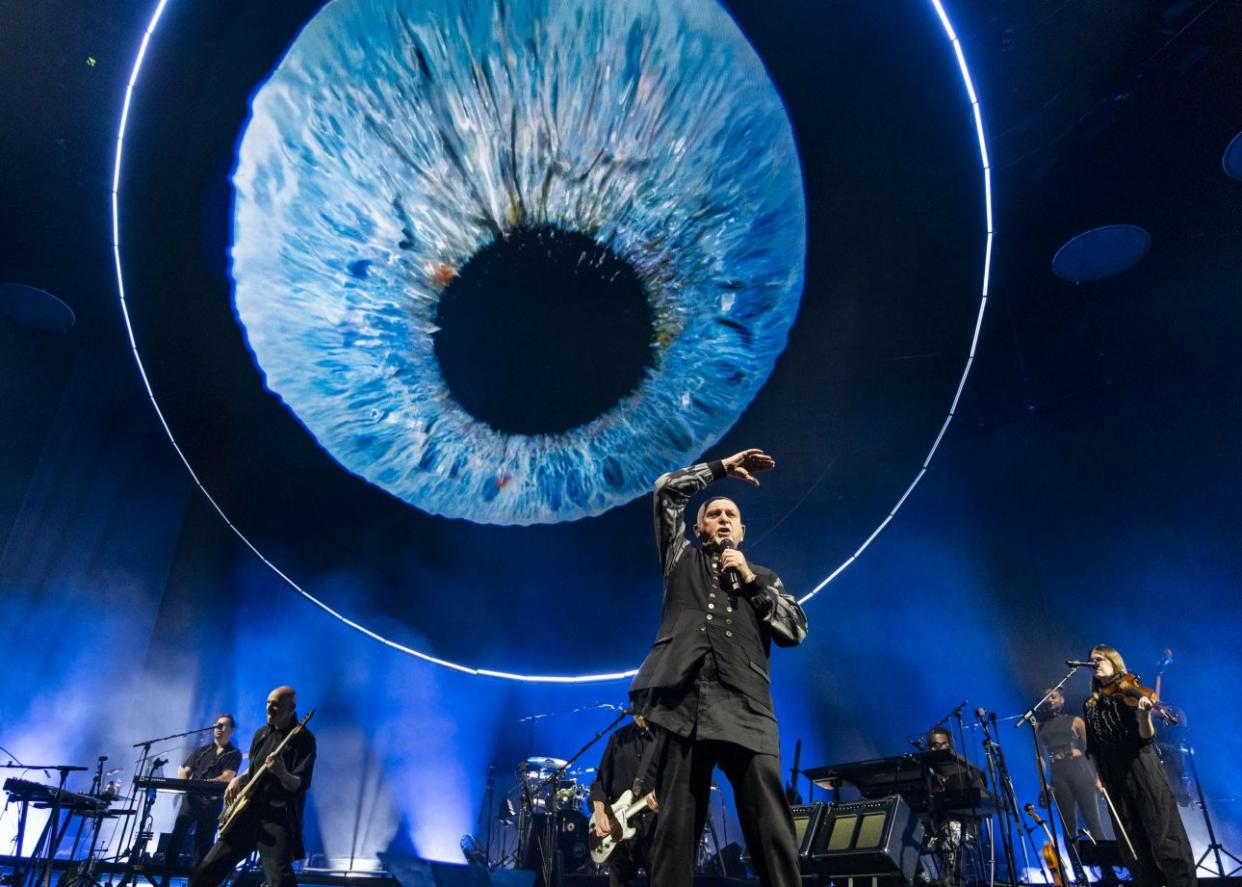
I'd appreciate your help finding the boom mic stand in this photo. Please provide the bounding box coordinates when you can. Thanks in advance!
[1017,666,1091,886]
[115,725,215,864]
[976,709,1024,885]
[521,707,631,887]
[947,701,990,885]
[63,758,112,887]
[115,754,169,887]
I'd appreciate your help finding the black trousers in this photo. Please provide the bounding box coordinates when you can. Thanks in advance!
[1051,756,1106,842]
[649,734,800,887]
[166,805,221,872]
[607,828,652,887]
[1097,746,1196,887]
[188,805,299,887]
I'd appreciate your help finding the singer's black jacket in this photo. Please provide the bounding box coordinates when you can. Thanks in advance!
[629,461,807,752]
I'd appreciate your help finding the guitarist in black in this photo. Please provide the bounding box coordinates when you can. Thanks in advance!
[189,686,317,887]
[629,449,808,887]
[589,718,660,886]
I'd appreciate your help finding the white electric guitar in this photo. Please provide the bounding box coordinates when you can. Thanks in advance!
[588,789,656,864]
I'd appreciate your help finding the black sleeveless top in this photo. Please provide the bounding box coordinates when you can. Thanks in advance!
[1037,712,1080,756]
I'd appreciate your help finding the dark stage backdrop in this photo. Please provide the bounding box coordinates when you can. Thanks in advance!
[2,0,1241,870]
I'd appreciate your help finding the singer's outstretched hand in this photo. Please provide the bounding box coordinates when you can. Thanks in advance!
[722,448,775,485]
[720,547,756,585]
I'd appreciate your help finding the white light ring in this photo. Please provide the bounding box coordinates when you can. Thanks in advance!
[112,0,994,681]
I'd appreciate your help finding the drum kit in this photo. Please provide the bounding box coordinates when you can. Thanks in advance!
[510,756,594,876]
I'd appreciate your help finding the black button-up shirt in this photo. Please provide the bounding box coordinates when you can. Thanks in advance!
[242,722,317,859]
[179,742,241,813]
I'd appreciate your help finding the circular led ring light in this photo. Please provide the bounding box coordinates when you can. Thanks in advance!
[112,0,994,683]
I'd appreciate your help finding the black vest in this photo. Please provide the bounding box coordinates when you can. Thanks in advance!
[629,546,777,716]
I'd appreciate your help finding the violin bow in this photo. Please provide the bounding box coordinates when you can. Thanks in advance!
[1097,782,1137,862]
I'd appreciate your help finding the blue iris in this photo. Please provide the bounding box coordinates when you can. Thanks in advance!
[231,0,806,525]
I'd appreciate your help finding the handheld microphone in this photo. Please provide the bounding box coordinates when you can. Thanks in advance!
[718,538,742,593]
[1066,660,1096,668]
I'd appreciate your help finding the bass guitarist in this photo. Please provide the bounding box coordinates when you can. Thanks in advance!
[589,717,660,886]
[189,686,317,887]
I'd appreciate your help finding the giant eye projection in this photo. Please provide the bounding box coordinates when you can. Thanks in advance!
[231,0,806,526]
[116,0,992,679]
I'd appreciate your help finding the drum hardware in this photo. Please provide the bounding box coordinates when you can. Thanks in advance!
[512,705,631,887]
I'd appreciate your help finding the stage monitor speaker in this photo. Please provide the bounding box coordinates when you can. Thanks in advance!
[809,795,923,886]
[792,802,828,860]
[711,841,749,878]
[746,803,826,862]
[1076,838,1124,869]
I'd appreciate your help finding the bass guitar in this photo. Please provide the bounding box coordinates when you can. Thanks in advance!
[218,709,315,836]
[588,788,656,864]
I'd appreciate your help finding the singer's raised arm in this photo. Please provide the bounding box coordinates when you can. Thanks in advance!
[653,460,726,577]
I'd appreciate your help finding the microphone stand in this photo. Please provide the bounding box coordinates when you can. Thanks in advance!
[476,763,496,867]
[976,710,1021,885]
[948,703,988,887]
[522,708,631,887]
[115,726,214,863]
[1017,667,1090,886]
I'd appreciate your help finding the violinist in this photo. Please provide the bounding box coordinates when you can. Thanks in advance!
[1082,645,1196,887]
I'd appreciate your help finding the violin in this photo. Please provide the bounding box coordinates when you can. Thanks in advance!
[1023,803,1065,887]
[1100,673,1180,726]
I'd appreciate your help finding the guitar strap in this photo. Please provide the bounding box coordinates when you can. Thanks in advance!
[630,725,667,799]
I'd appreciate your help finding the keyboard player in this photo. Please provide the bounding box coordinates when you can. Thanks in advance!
[924,727,986,887]
[165,715,241,875]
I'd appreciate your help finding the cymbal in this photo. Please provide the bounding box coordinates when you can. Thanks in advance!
[524,756,567,770]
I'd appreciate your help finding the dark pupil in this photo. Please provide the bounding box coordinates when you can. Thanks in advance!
[433,225,654,435]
